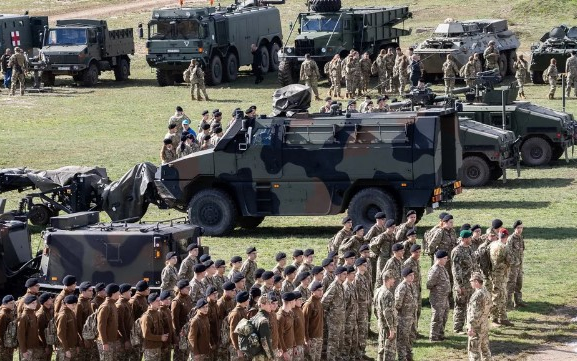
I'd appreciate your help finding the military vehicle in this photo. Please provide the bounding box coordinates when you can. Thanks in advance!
[414,19,520,80]
[146,0,284,86]
[0,219,39,293]
[277,3,412,86]
[35,19,134,87]
[529,25,577,84]
[0,14,47,56]
[155,85,463,235]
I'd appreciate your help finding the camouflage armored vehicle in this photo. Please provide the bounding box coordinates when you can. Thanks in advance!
[529,25,577,84]
[155,85,463,235]
[36,19,134,86]
[146,0,283,86]
[277,3,412,86]
[414,19,520,80]
[0,14,47,56]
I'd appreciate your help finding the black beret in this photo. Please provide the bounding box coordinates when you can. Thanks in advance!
[2,295,15,304]
[232,108,240,117]
[385,219,395,228]
[406,228,416,237]
[166,251,177,260]
[321,258,332,267]
[202,110,209,115]
[176,106,183,112]
[163,138,172,145]
[38,293,52,305]
[276,252,287,262]
[187,243,199,251]
[311,266,324,275]
[460,223,471,231]
[205,286,218,296]
[284,265,297,276]
[304,249,315,257]
[342,216,352,224]
[177,280,190,289]
[410,244,421,252]
[249,287,262,298]
[334,266,348,275]
[492,219,503,229]
[24,295,37,305]
[359,244,369,252]
[348,100,357,105]
[246,247,257,254]
[282,292,296,302]
[375,211,386,219]
[214,127,223,134]
[62,275,77,286]
[273,275,283,284]
[159,290,172,301]
[230,255,242,263]
[79,282,92,292]
[245,108,254,114]
[255,268,265,279]
[222,281,235,291]
[215,112,222,117]
[95,283,106,292]
[147,293,160,304]
[120,283,132,294]
[199,254,211,262]
[215,259,225,268]
[310,281,323,292]
[435,250,448,259]
[267,292,279,303]
[354,257,367,266]
[442,214,453,222]
[201,123,210,131]
[293,249,304,257]
[181,133,189,142]
[392,243,404,252]
[25,278,39,288]
[212,108,220,114]
[105,284,120,296]
[438,212,449,220]
[327,251,338,259]
[135,280,149,292]
[293,291,303,300]
[204,260,214,268]
[194,264,207,273]
[236,291,249,303]
[513,220,523,229]
[353,225,364,233]
[346,266,355,273]
[471,224,481,232]
[406,210,417,217]
[250,105,257,110]
[401,267,414,277]
[325,96,332,101]
[168,123,177,129]
[343,251,355,259]
[63,295,78,304]
[262,271,274,280]
[232,274,245,283]
[296,272,311,283]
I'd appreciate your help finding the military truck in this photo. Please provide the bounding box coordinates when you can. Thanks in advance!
[414,19,520,80]
[529,25,577,84]
[155,85,463,235]
[0,14,47,56]
[36,19,134,87]
[277,4,412,86]
[0,219,39,293]
[146,0,283,86]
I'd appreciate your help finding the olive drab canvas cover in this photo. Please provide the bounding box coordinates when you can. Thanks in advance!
[271,84,312,116]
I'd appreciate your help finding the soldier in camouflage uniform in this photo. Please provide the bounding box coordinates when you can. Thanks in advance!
[294,273,311,301]
[8,47,26,96]
[321,266,347,361]
[0,295,16,361]
[467,272,492,361]
[565,51,577,97]
[281,266,297,294]
[394,48,410,95]
[395,268,416,361]
[296,249,315,275]
[321,258,335,292]
[507,220,527,308]
[341,267,358,359]
[365,212,387,288]
[189,59,209,101]
[328,216,353,254]
[403,244,422,340]
[371,50,388,95]
[240,247,258,291]
[483,41,499,72]
[451,230,475,334]
[371,219,396,289]
[179,244,199,281]
[381,243,404,291]
[374,270,397,361]
[359,52,372,94]
[300,53,321,101]
[190,264,208,305]
[426,251,451,341]
[272,252,287,277]
[354,258,371,359]
[470,225,483,254]
[344,51,358,98]
[489,229,513,326]
[338,225,365,260]
[462,56,477,88]
[384,48,397,93]
[252,295,274,361]
[303,282,324,361]
[327,54,343,98]
[428,214,458,296]
[475,228,497,293]
[161,252,178,295]
[514,55,528,99]
[401,229,418,261]
[473,53,482,74]
[442,54,460,95]
[546,58,559,99]
[395,210,417,243]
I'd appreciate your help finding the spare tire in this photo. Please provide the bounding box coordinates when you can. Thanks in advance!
[310,0,341,12]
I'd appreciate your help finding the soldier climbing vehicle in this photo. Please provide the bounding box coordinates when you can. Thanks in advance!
[529,25,577,84]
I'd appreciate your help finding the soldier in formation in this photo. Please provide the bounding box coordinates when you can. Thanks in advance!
[394,48,410,95]
[467,272,492,361]
[507,220,527,309]
[359,52,372,94]
[299,53,321,101]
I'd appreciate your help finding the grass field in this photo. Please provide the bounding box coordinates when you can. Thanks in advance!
[2,0,577,359]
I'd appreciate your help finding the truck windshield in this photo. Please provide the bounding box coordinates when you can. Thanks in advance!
[148,19,204,40]
[47,29,88,45]
[301,16,340,32]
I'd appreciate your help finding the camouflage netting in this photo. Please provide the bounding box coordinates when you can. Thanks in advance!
[271,84,312,117]
[0,166,108,193]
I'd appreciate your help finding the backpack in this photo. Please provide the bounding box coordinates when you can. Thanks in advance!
[45,318,58,346]
[130,318,143,347]
[82,312,98,341]
[183,68,191,83]
[178,307,197,351]
[477,242,493,275]
[3,319,18,348]
[234,317,262,357]
[422,228,436,256]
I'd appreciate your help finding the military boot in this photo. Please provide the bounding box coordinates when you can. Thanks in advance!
[198,97,203,101]
[549,94,554,100]
[328,89,333,97]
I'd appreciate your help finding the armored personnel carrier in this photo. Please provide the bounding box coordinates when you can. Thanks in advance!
[414,19,519,80]
[529,25,577,84]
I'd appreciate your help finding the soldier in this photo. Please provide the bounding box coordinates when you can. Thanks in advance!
[228,255,242,280]
[92,283,107,311]
[18,295,43,361]
[1,48,12,90]
[168,106,190,138]
[277,292,296,360]
[364,211,387,285]
[311,266,324,284]
[202,260,218,291]
[141,294,168,361]
[259,271,275,295]
[327,54,342,98]
[321,266,347,361]
[451,230,475,334]
[251,294,275,361]
[381,243,404,291]
[160,138,176,165]
[470,225,483,254]
[189,59,209,101]
[341,267,358,359]
[466,272,492,361]
[300,53,321,100]
[303,281,323,361]
[507,220,527,308]
[426,250,451,341]
[229,291,249,361]
[359,52,372,94]
[321,258,335,291]
[130,280,150,322]
[209,127,223,147]
[373,270,397,361]
[116,284,133,361]
[296,249,315,276]
[161,252,178,294]
[566,50,577,97]
[442,54,460,95]
[338,225,365,260]
[190,264,208,305]
[292,250,304,268]
[403,244,422,340]
[476,228,497,294]
[409,54,422,87]
[290,292,305,361]
[371,49,388,95]
[329,216,354,254]
[282,266,297,293]
[272,252,287,276]
[294,272,312,301]
[36,293,54,361]
[395,210,417,243]
[428,214,458,294]
[158,291,174,361]
[240,247,258,290]
[490,228,513,326]
[232,273,247,294]
[384,48,396,93]
[76,282,95,361]
[97,284,120,361]
[483,41,500,71]
[0,295,16,361]
[473,53,482,74]
[268,293,282,360]
[55,295,79,361]
[8,47,27,96]
[248,287,263,318]
[462,56,477,88]
[171,280,192,361]
[354,258,371,360]
[401,229,418,261]
[187,298,211,361]
[175,244,197,281]
[394,268,416,361]
[17,278,41,316]
[394,48,410,94]
[344,52,357,99]
[514,54,528,99]
[251,44,264,84]
[371,219,396,289]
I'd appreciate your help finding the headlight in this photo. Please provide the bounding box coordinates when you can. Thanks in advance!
[286,48,293,54]
[321,47,326,53]
[154,13,160,18]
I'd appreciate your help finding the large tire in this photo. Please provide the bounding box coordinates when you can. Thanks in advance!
[278,60,295,86]
[259,45,271,74]
[41,72,55,86]
[498,53,507,78]
[82,63,99,87]
[187,189,237,236]
[310,0,342,12]
[268,43,280,72]
[530,70,544,84]
[521,137,552,166]
[237,216,265,230]
[507,51,516,76]
[348,188,400,230]
[156,69,174,86]
[173,73,184,84]
[223,52,239,82]
[462,156,491,187]
[28,204,52,226]
[114,58,130,81]
[206,55,223,86]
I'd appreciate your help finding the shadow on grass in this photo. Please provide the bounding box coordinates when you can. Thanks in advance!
[451,200,551,209]
[495,177,574,189]
[230,225,336,238]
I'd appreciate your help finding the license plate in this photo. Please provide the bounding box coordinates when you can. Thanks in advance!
[297,57,305,61]
[432,202,439,209]
[58,67,69,70]
[167,49,180,53]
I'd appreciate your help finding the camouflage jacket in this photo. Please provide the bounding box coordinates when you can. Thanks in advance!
[240,259,257,289]
[474,59,482,73]
[372,55,388,75]
[338,235,365,259]
[190,278,207,305]
[370,231,395,262]
[321,272,334,292]
[321,280,345,316]
[295,284,311,302]
[365,224,386,244]
[384,53,396,71]
[395,221,415,243]
[252,310,274,358]
[401,239,417,261]
[483,46,499,67]
[190,65,205,84]
[394,54,409,73]
[402,256,421,294]
[383,256,402,290]
[428,227,457,256]
[161,147,176,165]
[281,279,295,294]
[271,264,284,277]
[442,60,460,78]
[8,53,26,73]
[176,143,198,158]
[394,280,416,318]
[354,272,371,306]
[213,274,228,297]
[463,61,476,78]
[451,244,474,290]
[507,233,524,266]
[328,60,342,78]
[470,236,483,254]
[296,263,313,276]
[374,286,397,330]
[426,264,451,297]
[328,228,352,253]
[343,280,358,322]
[161,265,178,292]
[300,59,320,81]
[344,56,360,76]
[466,287,491,332]
[475,239,493,277]
[514,59,528,79]
[566,55,577,74]
[178,255,198,280]
[489,241,511,272]
[546,64,558,78]
[360,58,372,74]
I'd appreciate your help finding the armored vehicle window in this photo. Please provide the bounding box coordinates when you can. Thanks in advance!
[48,28,87,45]
[87,29,97,43]
[253,128,273,146]
[283,122,408,145]
[301,16,340,32]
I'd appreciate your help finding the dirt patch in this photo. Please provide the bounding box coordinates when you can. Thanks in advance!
[525,343,577,361]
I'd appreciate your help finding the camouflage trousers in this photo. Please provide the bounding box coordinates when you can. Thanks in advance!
[191,82,208,100]
[491,271,508,321]
[117,347,134,361]
[376,320,396,361]
[396,316,414,361]
[56,347,80,361]
[398,74,409,94]
[19,348,44,361]
[341,310,358,359]
[0,347,14,361]
[228,345,242,361]
[411,291,422,340]
[329,76,341,96]
[507,264,524,306]
[549,76,557,97]
[444,78,456,95]
[80,341,99,361]
[429,293,449,339]
[377,73,388,95]
[482,273,493,295]
[161,347,171,361]
[96,341,120,361]
[306,338,322,361]
[188,354,209,361]
[385,69,396,93]
[9,72,24,96]
[304,78,319,98]
[37,348,53,361]
[453,286,473,332]
[516,77,526,96]
[566,73,577,96]
[360,71,371,92]
[357,303,369,356]
[325,312,345,361]
[174,346,189,361]
[143,349,161,361]
[345,75,357,95]
[292,346,304,361]
[467,327,491,361]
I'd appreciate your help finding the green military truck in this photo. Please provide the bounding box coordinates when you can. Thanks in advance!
[155,89,463,235]
[0,219,38,294]
[529,25,577,84]
[277,3,412,86]
[36,19,134,87]
[0,14,47,56]
[146,0,283,86]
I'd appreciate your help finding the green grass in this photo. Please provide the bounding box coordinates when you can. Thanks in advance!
[2,0,577,359]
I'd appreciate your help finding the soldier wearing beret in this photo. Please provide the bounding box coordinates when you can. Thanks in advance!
[97,284,120,361]
[395,210,418,243]
[202,260,219,292]
[320,258,335,292]
[17,278,41,316]
[364,212,387,285]
[282,266,297,294]
[76,282,96,361]
[428,214,458,301]
[161,252,178,295]
[130,281,150,321]
[228,256,243,280]
[353,258,371,359]
[240,247,258,291]
[395,267,416,361]
[178,244,199,281]
[507,220,527,308]
[55,295,80,361]
[303,282,324,361]
[328,217,353,254]
[116,284,133,361]
[338,225,365,262]
[321,266,347,361]
[252,268,266,291]
[216,281,236,360]
[467,272,492,361]
[232,274,246,294]
[36,293,54,361]
[489,228,513,326]
[296,249,315,276]
[371,219,396,289]
[266,293,282,360]
[277,293,296,360]
[158,291,174,361]
[141,294,168,361]
[251,294,275,361]
[381,243,404,292]
[426,250,451,341]
[403,244,422,340]
[401,228,418,261]
[0,295,16,361]
[18,295,43,361]
[248,287,262,318]
[188,298,212,361]
[172,280,193,361]
[451,230,475,334]
[190,264,208,305]
[92,283,107,312]
[272,252,287,277]
[373,270,397,361]
[291,250,304,269]
[54,275,77,314]
[294,272,312,302]
[213,260,228,297]
[229,292,249,361]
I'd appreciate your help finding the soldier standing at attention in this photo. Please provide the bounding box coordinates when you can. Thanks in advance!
[365,212,387,286]
[394,48,410,95]
[131,281,150,321]
[354,258,372,360]
[294,272,312,300]
[188,299,211,361]
[428,214,457,296]
[292,250,304,269]
[321,259,335,291]
[240,247,258,291]
[17,278,41,316]
[189,59,209,101]
[252,295,275,361]
[341,267,358,360]
[281,266,297,294]
[565,51,577,97]
[303,282,323,361]
[18,296,42,361]
[251,44,264,84]
[160,139,176,165]
[55,295,79,361]
[0,295,16,361]
[451,230,475,334]
[462,56,477,88]
[467,272,492,361]
[55,275,77,314]
[328,54,342,98]
[97,284,120,361]
[384,48,396,93]
[116,284,133,361]
[294,292,308,361]
[507,220,527,308]
[179,244,199,281]
[158,291,174,361]
[205,287,220,360]
[1,48,12,90]
[300,53,321,101]
[473,53,482,74]
[272,252,287,276]
[359,52,372,94]
[394,268,416,361]
[442,54,460,95]
[76,282,95,361]
[382,243,404,291]
[297,249,315,275]
[427,250,451,342]
[371,219,396,289]
[490,228,513,326]
[395,210,417,243]
[229,291,249,361]
[470,225,483,254]
[171,280,192,361]
[483,40,500,71]
[36,294,54,361]
[514,55,528,99]
[328,216,353,253]
[371,49,387,95]
[338,225,365,260]
[190,264,208,305]
[141,294,168,361]
[161,252,178,294]
[321,266,347,361]
[344,52,356,99]
[374,270,397,361]
[260,271,276,295]
[8,47,27,96]
[547,58,559,99]
[277,292,296,360]
[92,283,107,311]
[403,244,422,340]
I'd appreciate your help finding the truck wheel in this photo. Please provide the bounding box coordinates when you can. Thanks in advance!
[348,188,400,230]
[551,146,565,160]
[223,53,239,82]
[237,216,265,230]
[530,70,544,84]
[41,72,55,86]
[82,63,99,87]
[462,156,491,187]
[114,58,130,81]
[310,0,342,12]
[173,73,184,84]
[28,204,52,226]
[498,53,507,78]
[507,51,516,76]
[260,45,270,74]
[278,60,295,86]
[206,55,223,86]
[156,69,174,86]
[188,189,237,236]
[521,137,552,166]
[490,167,503,181]
[269,43,280,72]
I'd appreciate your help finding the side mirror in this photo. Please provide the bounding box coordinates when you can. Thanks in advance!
[96,31,103,43]
[289,22,293,30]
